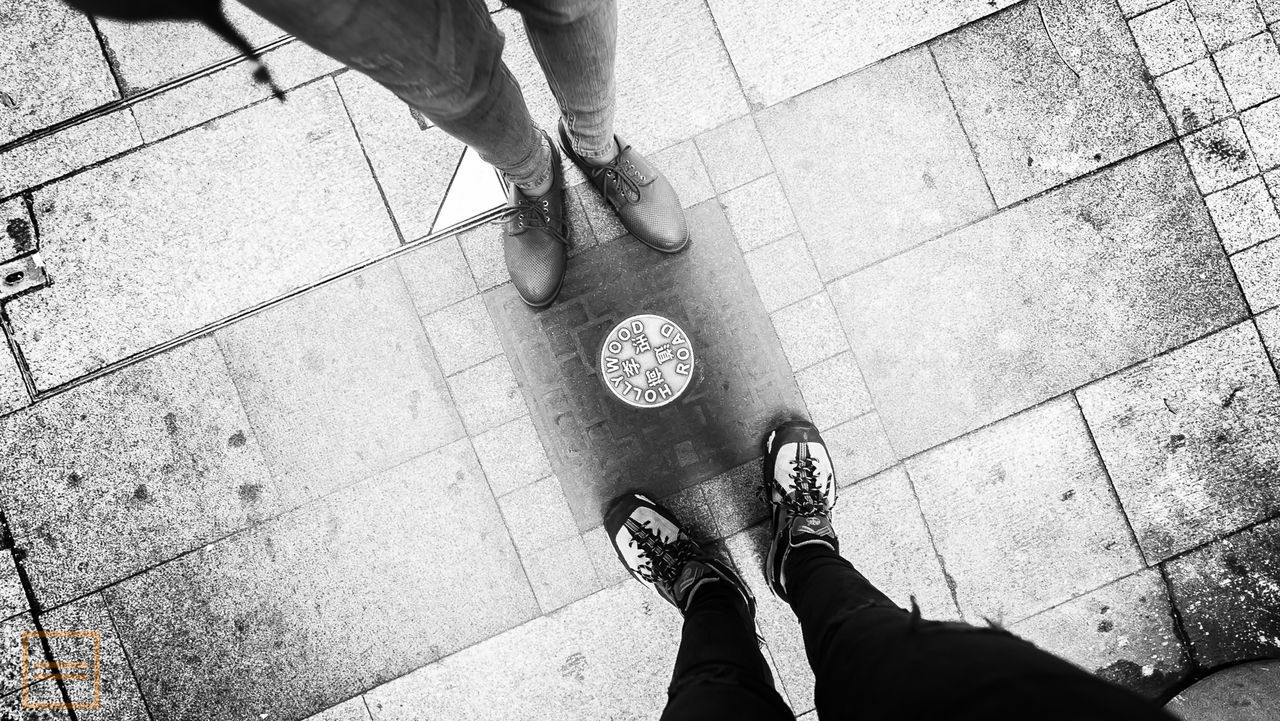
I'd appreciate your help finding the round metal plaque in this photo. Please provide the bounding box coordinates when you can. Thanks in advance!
[599,314,695,408]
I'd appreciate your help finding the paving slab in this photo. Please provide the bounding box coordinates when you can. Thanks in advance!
[1232,237,1280,311]
[217,263,463,510]
[105,441,537,721]
[1,198,34,259]
[493,0,748,157]
[42,593,149,721]
[96,3,285,93]
[699,459,768,539]
[1206,176,1280,252]
[334,71,461,242]
[0,338,276,608]
[649,140,714,208]
[1215,32,1280,110]
[8,81,398,391]
[445,356,526,435]
[485,200,804,529]
[419,295,503,375]
[0,0,118,145]
[581,525,630,588]
[498,476,579,557]
[758,47,993,280]
[302,697,372,721]
[831,144,1246,456]
[834,467,961,620]
[1077,321,1280,561]
[744,234,822,314]
[1189,0,1267,52]
[906,397,1144,622]
[705,0,1012,107]
[473,415,552,497]
[793,352,873,432]
[824,414,898,486]
[0,554,25,623]
[0,614,48,698]
[396,236,478,315]
[1184,118,1261,191]
[1155,58,1234,135]
[1244,97,1280,171]
[1130,0,1208,75]
[1164,517,1280,667]
[131,40,344,142]
[720,174,799,252]
[0,109,143,199]
[364,581,679,721]
[1011,569,1188,697]
[695,115,772,194]
[657,484,717,544]
[0,348,25,419]
[1262,307,1280,364]
[933,0,1172,206]
[523,534,602,613]
[770,292,846,373]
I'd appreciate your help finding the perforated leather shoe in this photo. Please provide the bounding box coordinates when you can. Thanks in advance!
[498,134,568,308]
[558,121,688,253]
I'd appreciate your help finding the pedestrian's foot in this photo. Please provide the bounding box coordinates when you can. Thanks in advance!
[764,420,838,601]
[498,131,568,308]
[605,492,754,615]
[558,121,689,253]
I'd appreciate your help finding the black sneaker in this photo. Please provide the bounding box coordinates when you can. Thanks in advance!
[498,132,568,308]
[558,121,689,253]
[764,420,838,601]
[605,492,755,616]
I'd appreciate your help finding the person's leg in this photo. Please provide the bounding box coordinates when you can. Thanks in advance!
[662,582,794,721]
[239,0,568,306]
[505,0,689,252]
[604,493,793,721]
[505,0,618,163]
[241,0,552,190]
[763,420,1176,721]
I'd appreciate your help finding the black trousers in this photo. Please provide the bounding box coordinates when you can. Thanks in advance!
[661,544,1177,721]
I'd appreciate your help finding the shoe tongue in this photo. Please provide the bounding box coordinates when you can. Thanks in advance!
[789,516,837,549]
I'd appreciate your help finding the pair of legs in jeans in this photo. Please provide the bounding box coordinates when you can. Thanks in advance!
[608,421,1176,720]
[237,0,689,308]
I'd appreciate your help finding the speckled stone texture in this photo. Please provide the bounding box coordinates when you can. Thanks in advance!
[364,582,680,721]
[831,145,1246,456]
[758,47,993,280]
[131,40,344,142]
[1077,321,1280,561]
[0,339,275,608]
[8,81,398,391]
[216,264,463,510]
[0,0,118,144]
[0,109,143,199]
[485,200,804,529]
[1164,517,1280,667]
[105,441,537,721]
[0,350,25,418]
[1,197,35,259]
[907,397,1144,622]
[95,1,284,93]
[42,594,150,721]
[705,0,1014,106]
[1011,569,1189,697]
[933,0,1172,206]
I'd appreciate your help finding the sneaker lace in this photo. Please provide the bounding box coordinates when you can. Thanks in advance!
[783,455,831,518]
[491,196,555,231]
[626,518,697,585]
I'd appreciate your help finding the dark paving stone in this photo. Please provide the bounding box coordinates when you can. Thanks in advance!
[1165,517,1280,667]
[1167,659,1280,720]
[485,200,804,529]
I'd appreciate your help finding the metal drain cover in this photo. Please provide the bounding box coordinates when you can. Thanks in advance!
[599,313,694,408]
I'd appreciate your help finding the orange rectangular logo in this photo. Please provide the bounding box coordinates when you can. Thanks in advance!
[20,630,102,710]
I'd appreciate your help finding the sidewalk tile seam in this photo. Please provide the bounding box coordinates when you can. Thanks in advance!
[924,43,999,209]
[899,464,965,621]
[1069,390,1152,568]
[333,75,409,246]
[98,589,159,721]
[1155,563,1202,673]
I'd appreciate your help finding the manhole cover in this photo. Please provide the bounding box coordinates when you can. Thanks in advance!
[599,314,695,408]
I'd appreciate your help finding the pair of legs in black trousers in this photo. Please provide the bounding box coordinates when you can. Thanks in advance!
[662,544,1174,721]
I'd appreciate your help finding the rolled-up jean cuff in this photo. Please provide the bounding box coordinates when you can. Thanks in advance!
[503,131,554,190]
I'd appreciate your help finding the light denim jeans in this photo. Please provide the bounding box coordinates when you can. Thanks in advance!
[239,0,618,190]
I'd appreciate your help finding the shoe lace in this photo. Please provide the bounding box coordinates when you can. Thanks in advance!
[592,145,645,205]
[491,196,554,231]
[625,518,697,585]
[782,455,831,518]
